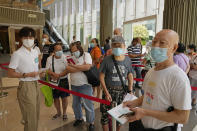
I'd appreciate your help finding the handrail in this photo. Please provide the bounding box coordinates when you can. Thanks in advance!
[46,20,69,48]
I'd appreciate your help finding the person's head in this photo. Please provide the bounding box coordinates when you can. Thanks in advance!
[105,39,109,44]
[73,36,76,40]
[53,43,63,58]
[176,43,186,53]
[42,34,50,45]
[111,36,126,56]
[90,38,99,48]
[42,34,49,41]
[113,28,122,36]
[70,41,84,58]
[151,29,179,63]
[19,27,36,49]
[132,37,140,46]
[75,41,81,45]
[187,44,196,54]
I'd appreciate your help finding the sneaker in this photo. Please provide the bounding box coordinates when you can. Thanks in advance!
[89,124,95,131]
[73,119,83,127]
[52,114,61,120]
[63,114,68,121]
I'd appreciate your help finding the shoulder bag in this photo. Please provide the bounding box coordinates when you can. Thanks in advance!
[83,53,100,87]
[111,55,130,93]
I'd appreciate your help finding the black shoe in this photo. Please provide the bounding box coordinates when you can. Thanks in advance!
[89,124,94,131]
[73,119,83,127]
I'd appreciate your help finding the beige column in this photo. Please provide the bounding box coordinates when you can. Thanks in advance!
[100,0,113,46]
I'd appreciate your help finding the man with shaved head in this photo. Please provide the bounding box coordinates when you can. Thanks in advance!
[124,29,191,131]
[114,28,123,36]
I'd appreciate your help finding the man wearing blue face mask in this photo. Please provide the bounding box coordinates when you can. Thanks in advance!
[124,29,191,131]
[46,43,70,121]
[100,36,134,131]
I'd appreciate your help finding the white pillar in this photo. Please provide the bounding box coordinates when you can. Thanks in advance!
[135,0,145,18]
[91,0,96,38]
[62,0,69,42]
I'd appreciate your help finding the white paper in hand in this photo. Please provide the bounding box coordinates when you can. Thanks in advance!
[107,104,134,125]
[123,93,137,102]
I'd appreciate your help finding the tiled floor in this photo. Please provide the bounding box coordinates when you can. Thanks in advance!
[0,54,197,131]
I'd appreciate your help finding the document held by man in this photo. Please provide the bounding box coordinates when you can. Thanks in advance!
[107,94,137,124]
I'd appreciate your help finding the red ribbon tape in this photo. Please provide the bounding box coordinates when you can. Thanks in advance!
[38,80,111,105]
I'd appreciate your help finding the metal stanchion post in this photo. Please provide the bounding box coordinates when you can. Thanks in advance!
[112,101,117,131]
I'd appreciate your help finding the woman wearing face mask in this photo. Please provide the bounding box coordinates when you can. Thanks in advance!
[46,43,70,121]
[65,42,95,131]
[41,34,53,68]
[89,38,102,98]
[187,44,197,60]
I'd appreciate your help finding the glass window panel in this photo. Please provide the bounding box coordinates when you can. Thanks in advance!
[87,0,91,12]
[79,0,84,12]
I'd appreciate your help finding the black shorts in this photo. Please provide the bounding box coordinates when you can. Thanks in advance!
[52,78,70,99]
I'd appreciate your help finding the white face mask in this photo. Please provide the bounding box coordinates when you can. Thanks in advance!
[43,38,47,42]
[23,39,34,48]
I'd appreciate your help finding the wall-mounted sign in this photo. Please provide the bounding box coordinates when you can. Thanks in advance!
[28,14,37,18]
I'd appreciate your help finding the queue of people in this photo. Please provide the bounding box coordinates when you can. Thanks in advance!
[7,26,195,131]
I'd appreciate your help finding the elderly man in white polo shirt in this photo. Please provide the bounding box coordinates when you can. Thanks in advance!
[8,27,41,131]
[124,29,191,131]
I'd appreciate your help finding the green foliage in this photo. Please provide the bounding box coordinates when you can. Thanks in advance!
[133,25,149,45]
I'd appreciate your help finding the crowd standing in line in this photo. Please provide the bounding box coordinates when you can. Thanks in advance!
[7,26,196,131]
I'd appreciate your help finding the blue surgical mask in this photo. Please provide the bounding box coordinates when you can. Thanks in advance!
[73,51,80,58]
[112,48,124,56]
[151,47,168,63]
[55,51,63,57]
[90,43,95,48]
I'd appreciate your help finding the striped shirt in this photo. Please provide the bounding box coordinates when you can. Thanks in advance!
[127,44,142,64]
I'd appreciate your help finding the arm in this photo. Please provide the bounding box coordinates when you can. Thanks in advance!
[100,72,112,101]
[123,95,144,108]
[127,73,133,91]
[66,65,80,73]
[8,68,24,78]
[142,59,147,65]
[69,64,92,72]
[143,108,190,124]
[128,54,144,58]
[8,68,38,78]
[38,54,42,69]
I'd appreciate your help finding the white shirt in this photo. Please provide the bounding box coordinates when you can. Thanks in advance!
[9,46,39,81]
[46,54,68,79]
[141,65,191,129]
[70,52,92,86]
[189,55,197,80]
[34,46,41,55]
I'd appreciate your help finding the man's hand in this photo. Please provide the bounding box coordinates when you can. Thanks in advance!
[26,72,39,77]
[105,93,112,102]
[123,101,136,109]
[127,108,146,122]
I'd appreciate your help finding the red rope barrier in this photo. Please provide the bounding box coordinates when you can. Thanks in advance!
[38,80,111,105]
[1,63,197,91]
[132,64,145,67]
